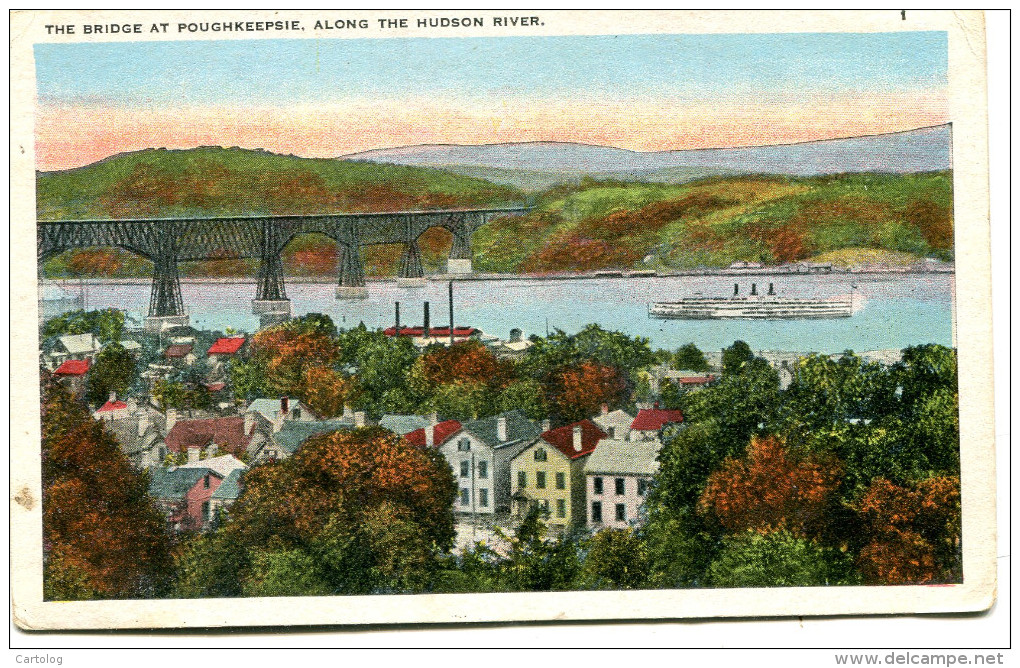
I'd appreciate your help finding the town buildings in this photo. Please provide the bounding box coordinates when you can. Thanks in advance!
[584,437,661,529]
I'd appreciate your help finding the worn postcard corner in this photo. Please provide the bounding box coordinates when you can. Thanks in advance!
[10,9,995,631]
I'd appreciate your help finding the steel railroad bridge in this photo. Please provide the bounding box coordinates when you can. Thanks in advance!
[37,206,529,331]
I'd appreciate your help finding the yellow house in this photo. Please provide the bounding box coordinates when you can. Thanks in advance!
[509,420,607,529]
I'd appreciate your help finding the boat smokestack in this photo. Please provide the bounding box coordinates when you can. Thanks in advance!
[423,301,430,337]
[768,283,775,296]
[751,283,758,296]
[448,281,454,346]
[734,283,739,296]
[395,301,400,332]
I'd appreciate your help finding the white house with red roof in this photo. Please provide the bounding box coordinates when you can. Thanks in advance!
[93,392,134,421]
[509,419,607,529]
[404,419,462,449]
[206,336,247,369]
[52,358,90,397]
[630,405,684,441]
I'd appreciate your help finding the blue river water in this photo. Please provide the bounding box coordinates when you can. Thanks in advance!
[77,273,954,354]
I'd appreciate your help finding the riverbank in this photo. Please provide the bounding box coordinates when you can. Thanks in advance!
[44,264,955,286]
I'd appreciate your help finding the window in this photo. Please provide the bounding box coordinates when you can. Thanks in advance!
[479,488,489,507]
[460,488,470,506]
[292,408,301,419]
[478,461,488,479]
[638,479,650,496]
[203,474,211,489]
[556,499,566,518]
[536,471,546,489]
[518,470,527,488]
[457,438,471,452]
[534,448,547,462]
[460,460,470,477]
[615,477,625,495]
[593,476,603,495]
[591,501,602,523]
[540,499,550,513]
[615,504,626,521]
[555,472,566,489]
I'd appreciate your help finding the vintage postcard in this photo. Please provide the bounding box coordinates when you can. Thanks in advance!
[10,9,996,630]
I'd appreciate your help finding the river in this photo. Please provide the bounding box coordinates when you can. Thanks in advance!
[66,273,954,354]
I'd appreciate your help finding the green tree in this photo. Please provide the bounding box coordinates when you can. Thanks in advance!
[672,343,709,372]
[229,357,268,402]
[85,342,136,406]
[706,531,853,587]
[521,324,655,379]
[496,378,549,421]
[43,308,125,343]
[425,380,494,422]
[241,549,333,598]
[491,507,580,592]
[577,528,649,590]
[721,340,755,375]
[173,530,249,598]
[349,335,420,418]
[642,506,720,588]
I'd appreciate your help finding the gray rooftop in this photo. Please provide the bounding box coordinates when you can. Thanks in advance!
[211,468,245,500]
[378,414,429,436]
[148,467,218,500]
[58,333,100,354]
[462,409,541,449]
[584,438,662,476]
[273,420,349,454]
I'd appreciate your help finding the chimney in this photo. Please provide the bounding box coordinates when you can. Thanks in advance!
[395,301,400,332]
[423,301,430,338]
[573,425,583,452]
[187,446,200,464]
[244,411,255,436]
[343,404,353,419]
[449,281,455,346]
[429,411,439,426]
[496,416,508,442]
[165,409,178,435]
[281,396,289,415]
[601,403,609,415]
[654,400,660,409]
[541,418,551,432]
[108,391,117,404]
[354,411,366,428]
[127,397,138,413]
[425,423,435,448]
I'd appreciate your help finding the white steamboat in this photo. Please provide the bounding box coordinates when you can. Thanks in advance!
[649,283,856,320]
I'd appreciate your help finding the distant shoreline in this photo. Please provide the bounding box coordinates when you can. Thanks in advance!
[44,266,954,286]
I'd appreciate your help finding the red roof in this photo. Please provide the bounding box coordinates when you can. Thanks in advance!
[165,344,194,359]
[203,382,227,392]
[676,375,715,385]
[207,337,246,355]
[164,416,253,456]
[383,326,478,337]
[540,419,607,460]
[404,420,462,448]
[53,359,90,376]
[96,400,128,413]
[631,408,684,431]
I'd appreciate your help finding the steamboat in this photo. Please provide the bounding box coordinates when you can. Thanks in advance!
[649,283,856,320]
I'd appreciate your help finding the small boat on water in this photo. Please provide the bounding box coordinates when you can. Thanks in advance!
[649,283,856,320]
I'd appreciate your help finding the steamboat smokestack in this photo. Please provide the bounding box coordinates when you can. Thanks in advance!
[449,281,454,346]
[423,301,430,337]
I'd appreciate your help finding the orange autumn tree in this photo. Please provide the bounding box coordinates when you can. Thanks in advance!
[855,476,961,585]
[549,361,630,423]
[698,435,843,538]
[410,340,513,390]
[223,426,457,594]
[41,382,174,600]
[249,321,341,402]
[300,366,360,418]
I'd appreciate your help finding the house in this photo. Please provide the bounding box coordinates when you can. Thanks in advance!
[163,414,264,459]
[148,465,224,532]
[206,336,246,362]
[100,403,167,468]
[585,437,662,529]
[244,397,320,433]
[439,410,542,516]
[510,419,607,529]
[52,358,90,397]
[165,343,196,366]
[257,419,351,462]
[209,468,246,516]
[592,405,635,441]
[177,453,247,478]
[118,339,143,357]
[51,333,102,365]
[404,419,462,448]
[378,413,429,436]
[630,406,684,441]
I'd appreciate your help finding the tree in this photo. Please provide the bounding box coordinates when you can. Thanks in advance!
[577,528,649,590]
[672,343,709,372]
[348,335,420,418]
[41,382,174,599]
[221,426,457,595]
[521,324,655,379]
[300,366,358,418]
[425,380,494,422]
[86,342,136,406]
[252,324,341,397]
[409,341,513,393]
[497,378,549,421]
[698,435,843,538]
[721,340,755,375]
[43,308,126,344]
[489,506,580,592]
[706,531,851,588]
[173,530,249,598]
[549,361,629,423]
[229,356,268,402]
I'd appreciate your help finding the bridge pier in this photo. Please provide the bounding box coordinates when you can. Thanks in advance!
[145,241,188,332]
[336,239,368,299]
[397,238,426,287]
[253,225,291,317]
[448,227,473,274]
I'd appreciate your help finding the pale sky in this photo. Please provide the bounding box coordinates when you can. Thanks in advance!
[34,32,948,171]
